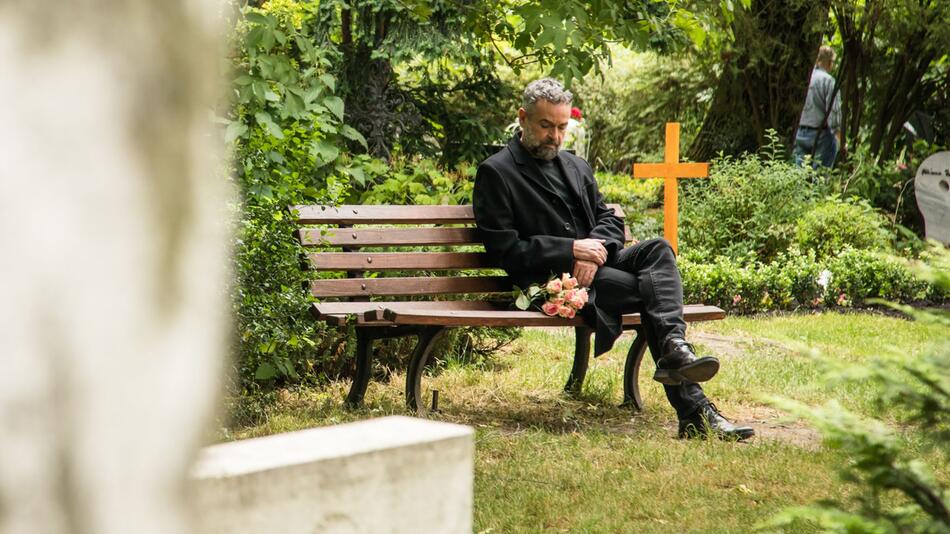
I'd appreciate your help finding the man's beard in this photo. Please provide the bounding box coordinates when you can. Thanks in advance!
[521,129,559,160]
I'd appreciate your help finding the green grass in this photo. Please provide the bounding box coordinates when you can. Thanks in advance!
[224,311,948,533]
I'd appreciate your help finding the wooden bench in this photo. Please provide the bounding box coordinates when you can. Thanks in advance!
[291,204,725,413]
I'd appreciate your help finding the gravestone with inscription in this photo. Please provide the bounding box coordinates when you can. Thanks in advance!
[915,151,950,245]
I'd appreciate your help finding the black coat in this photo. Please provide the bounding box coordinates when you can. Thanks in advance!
[473,135,628,355]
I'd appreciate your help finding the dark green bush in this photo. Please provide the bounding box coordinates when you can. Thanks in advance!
[795,196,892,261]
[824,249,931,305]
[355,157,475,206]
[681,147,823,262]
[680,247,939,313]
[227,4,370,393]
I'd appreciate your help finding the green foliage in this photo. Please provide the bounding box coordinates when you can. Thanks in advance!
[681,145,824,262]
[228,3,370,392]
[680,247,940,314]
[463,0,692,85]
[832,140,942,244]
[825,249,931,305]
[595,170,662,210]
[576,49,713,170]
[763,248,950,533]
[795,196,893,261]
[356,157,475,205]
[228,5,365,159]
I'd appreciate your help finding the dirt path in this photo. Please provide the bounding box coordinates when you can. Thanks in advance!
[690,331,823,448]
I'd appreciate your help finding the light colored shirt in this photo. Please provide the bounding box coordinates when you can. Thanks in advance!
[798,67,841,131]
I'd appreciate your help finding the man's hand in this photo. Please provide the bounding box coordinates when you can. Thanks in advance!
[573,238,607,266]
[573,259,598,288]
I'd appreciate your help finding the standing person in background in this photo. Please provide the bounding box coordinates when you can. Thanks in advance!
[793,45,842,168]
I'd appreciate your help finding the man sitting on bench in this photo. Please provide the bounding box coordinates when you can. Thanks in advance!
[473,78,754,440]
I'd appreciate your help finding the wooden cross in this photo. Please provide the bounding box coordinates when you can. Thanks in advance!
[632,122,709,255]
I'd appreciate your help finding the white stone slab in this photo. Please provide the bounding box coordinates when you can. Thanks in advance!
[190,416,474,534]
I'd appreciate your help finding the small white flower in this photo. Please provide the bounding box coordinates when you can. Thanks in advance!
[817,269,832,290]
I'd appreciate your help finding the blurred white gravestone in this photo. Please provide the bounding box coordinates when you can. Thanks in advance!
[915,151,950,245]
[0,2,229,534]
[191,416,474,534]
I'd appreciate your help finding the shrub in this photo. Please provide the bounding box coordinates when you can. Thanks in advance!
[795,195,892,261]
[824,249,931,305]
[680,247,938,313]
[356,157,475,205]
[681,146,824,262]
[227,4,369,393]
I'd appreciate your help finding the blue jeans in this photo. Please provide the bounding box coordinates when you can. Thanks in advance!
[793,126,838,168]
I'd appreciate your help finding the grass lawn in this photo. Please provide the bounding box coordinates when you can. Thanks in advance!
[225,311,948,533]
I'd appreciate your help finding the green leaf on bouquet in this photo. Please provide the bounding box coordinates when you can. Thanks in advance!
[528,285,542,297]
[515,293,531,310]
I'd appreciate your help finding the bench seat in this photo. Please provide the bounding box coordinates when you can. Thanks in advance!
[293,204,726,413]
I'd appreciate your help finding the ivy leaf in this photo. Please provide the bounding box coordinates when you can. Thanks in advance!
[245,12,274,28]
[319,74,336,92]
[254,362,277,380]
[246,26,265,49]
[310,140,340,165]
[340,125,367,149]
[347,166,366,187]
[284,92,305,116]
[254,112,284,139]
[324,96,345,120]
[224,121,247,143]
[260,28,276,52]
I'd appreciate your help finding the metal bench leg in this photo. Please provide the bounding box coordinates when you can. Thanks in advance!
[405,326,446,414]
[621,326,648,411]
[345,328,376,408]
[564,326,592,396]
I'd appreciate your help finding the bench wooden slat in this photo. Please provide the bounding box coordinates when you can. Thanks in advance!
[305,252,496,271]
[379,304,726,327]
[312,301,511,325]
[309,275,511,298]
[298,227,481,247]
[292,205,475,224]
[292,204,627,228]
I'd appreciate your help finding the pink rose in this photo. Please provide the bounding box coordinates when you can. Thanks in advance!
[561,273,578,290]
[541,302,560,316]
[557,305,576,318]
[569,295,585,309]
[550,297,565,306]
[564,289,576,301]
[546,279,562,294]
[577,289,589,304]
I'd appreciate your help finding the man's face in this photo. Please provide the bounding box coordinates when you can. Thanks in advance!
[518,100,571,160]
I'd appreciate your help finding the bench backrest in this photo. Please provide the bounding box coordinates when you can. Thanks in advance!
[292,204,630,300]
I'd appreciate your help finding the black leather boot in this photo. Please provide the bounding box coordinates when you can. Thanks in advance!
[653,337,719,385]
[678,402,755,441]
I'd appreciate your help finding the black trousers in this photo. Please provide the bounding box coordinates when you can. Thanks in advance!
[592,238,707,419]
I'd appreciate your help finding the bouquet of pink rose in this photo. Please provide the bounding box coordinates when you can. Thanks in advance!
[513,273,589,318]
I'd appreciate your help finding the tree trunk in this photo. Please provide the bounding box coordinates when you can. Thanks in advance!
[687,0,832,161]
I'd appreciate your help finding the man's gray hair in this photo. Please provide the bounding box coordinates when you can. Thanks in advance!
[816,45,836,66]
[522,78,573,112]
